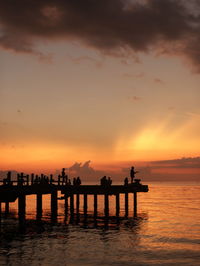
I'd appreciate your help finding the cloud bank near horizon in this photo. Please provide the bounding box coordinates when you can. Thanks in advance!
[1,0,200,70]
[1,157,199,181]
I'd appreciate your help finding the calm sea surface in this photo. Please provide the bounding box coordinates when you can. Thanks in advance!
[0,182,200,266]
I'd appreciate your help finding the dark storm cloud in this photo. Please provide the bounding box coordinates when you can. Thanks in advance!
[0,0,200,69]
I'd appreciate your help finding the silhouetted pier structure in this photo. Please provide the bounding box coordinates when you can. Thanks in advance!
[0,169,148,223]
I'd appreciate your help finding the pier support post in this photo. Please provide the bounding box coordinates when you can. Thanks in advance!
[5,202,9,215]
[94,194,97,218]
[70,194,74,215]
[134,192,137,217]
[51,190,58,221]
[65,194,68,215]
[84,194,88,217]
[104,194,109,217]
[18,194,26,222]
[0,201,1,222]
[116,194,120,217]
[36,193,42,219]
[76,194,80,214]
[125,193,128,217]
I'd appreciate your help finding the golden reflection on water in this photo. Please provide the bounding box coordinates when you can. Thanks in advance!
[1,183,200,265]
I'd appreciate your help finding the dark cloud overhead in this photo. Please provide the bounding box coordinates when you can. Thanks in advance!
[0,0,200,69]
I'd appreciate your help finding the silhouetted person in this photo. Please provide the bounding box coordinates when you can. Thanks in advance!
[124,177,128,186]
[100,176,107,186]
[62,168,65,177]
[130,166,138,183]
[108,177,112,186]
[73,177,77,186]
[7,171,11,183]
[58,175,61,186]
[76,176,81,185]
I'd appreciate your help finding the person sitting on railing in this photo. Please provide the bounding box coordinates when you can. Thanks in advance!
[108,177,112,186]
[100,176,112,187]
[100,176,107,186]
[76,176,81,185]
[73,177,77,186]
[124,177,129,186]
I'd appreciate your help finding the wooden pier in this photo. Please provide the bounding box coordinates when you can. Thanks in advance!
[0,170,148,223]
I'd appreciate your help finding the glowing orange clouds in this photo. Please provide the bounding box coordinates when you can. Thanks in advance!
[115,114,200,161]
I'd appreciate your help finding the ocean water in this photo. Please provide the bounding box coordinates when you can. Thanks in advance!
[0,182,200,266]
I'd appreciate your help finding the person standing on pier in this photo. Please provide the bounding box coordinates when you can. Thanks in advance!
[130,166,138,183]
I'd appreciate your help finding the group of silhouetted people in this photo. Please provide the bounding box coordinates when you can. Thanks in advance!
[33,174,49,185]
[3,166,139,187]
[73,177,81,186]
[14,168,83,187]
[100,176,112,186]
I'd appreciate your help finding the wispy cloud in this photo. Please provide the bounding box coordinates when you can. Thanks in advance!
[67,55,103,68]
[154,78,165,84]
[129,96,142,102]
[122,72,145,78]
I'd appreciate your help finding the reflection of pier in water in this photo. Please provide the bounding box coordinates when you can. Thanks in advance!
[0,170,148,224]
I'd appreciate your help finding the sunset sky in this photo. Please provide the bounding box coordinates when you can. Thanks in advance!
[0,0,200,172]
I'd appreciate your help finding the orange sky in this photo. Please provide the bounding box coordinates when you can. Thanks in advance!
[0,1,200,173]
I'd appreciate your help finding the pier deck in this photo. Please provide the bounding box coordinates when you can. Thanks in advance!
[0,171,149,221]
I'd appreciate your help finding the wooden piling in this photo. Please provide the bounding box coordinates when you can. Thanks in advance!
[104,194,109,217]
[134,192,137,217]
[76,194,80,214]
[18,194,26,221]
[125,192,128,217]
[116,194,120,217]
[5,201,9,215]
[51,190,58,221]
[70,194,74,214]
[84,194,88,216]
[36,193,42,219]
[94,194,97,218]
[65,194,68,215]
